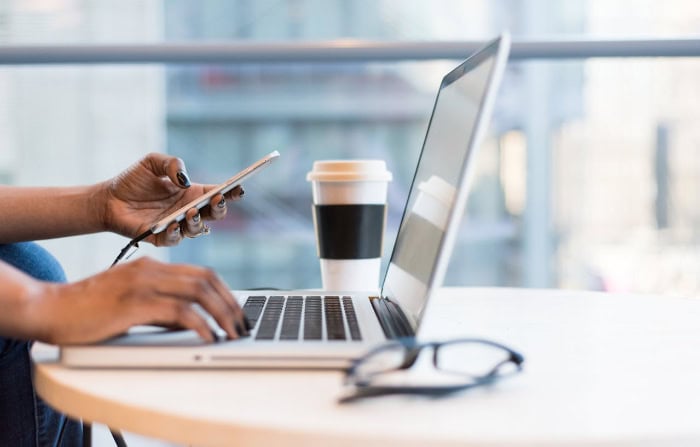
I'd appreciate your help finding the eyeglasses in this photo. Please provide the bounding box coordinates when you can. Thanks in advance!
[339,337,524,403]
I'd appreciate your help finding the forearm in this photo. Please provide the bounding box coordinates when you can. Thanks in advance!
[0,183,108,243]
[0,261,48,341]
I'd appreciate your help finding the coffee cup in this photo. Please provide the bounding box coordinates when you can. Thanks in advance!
[307,160,392,291]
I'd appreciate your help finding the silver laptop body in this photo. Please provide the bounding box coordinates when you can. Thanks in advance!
[60,33,511,369]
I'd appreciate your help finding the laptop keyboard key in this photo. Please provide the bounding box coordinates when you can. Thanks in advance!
[280,296,302,340]
[255,296,284,340]
[242,296,266,328]
[245,294,362,342]
[342,296,362,341]
[303,296,322,340]
[324,296,346,340]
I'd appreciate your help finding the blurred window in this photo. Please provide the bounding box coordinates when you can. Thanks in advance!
[2,0,700,297]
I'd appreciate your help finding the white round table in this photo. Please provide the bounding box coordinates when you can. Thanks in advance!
[33,287,700,446]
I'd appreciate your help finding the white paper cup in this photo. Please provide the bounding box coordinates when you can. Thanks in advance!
[307,160,392,291]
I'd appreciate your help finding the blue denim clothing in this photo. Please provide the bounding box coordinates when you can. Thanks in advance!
[0,242,83,446]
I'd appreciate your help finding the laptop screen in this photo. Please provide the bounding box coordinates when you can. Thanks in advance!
[381,36,507,329]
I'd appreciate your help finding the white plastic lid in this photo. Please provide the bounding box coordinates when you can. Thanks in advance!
[307,160,393,182]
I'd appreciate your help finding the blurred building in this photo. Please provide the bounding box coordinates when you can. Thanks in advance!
[1,0,700,297]
[0,0,165,278]
[164,0,584,290]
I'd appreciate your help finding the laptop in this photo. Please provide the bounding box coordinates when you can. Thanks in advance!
[60,33,511,369]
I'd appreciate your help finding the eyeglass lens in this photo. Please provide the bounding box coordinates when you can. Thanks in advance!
[435,341,517,377]
[352,343,408,381]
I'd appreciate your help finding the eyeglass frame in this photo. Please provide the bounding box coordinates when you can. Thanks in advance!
[340,337,524,403]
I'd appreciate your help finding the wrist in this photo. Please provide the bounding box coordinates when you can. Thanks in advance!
[22,282,49,343]
[0,267,55,343]
[24,282,66,345]
[90,180,113,233]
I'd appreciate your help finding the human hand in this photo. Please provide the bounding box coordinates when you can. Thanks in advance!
[98,153,244,246]
[29,257,249,345]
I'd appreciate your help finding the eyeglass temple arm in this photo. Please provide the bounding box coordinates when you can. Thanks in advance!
[486,352,525,377]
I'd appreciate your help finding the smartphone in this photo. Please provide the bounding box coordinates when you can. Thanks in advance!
[150,150,280,234]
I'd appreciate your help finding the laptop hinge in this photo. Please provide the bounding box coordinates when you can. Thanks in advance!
[370,297,415,339]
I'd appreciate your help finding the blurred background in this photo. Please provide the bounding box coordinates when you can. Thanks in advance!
[2,0,700,298]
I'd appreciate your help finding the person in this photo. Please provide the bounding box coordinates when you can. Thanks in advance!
[0,152,250,446]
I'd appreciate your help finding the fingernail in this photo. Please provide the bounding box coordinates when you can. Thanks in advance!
[176,170,191,188]
[172,226,180,236]
[235,322,249,337]
[192,213,201,224]
[217,198,226,209]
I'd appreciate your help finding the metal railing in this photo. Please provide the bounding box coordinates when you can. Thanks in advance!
[0,38,698,64]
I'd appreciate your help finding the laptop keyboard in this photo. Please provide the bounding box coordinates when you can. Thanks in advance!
[242,295,362,342]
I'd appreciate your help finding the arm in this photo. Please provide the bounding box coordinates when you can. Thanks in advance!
[0,184,105,243]
[0,153,243,246]
[0,257,249,344]
[0,259,45,340]
[0,153,249,343]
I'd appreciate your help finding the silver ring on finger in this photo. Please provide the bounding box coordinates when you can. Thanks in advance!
[185,224,211,239]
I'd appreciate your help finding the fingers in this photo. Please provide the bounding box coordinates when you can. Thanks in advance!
[163,187,243,243]
[183,208,205,237]
[138,154,247,241]
[203,268,250,334]
[172,265,245,340]
[129,258,248,341]
[224,185,245,201]
[207,193,227,220]
[143,153,191,189]
[138,296,216,343]
[199,185,244,221]
[153,222,183,247]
